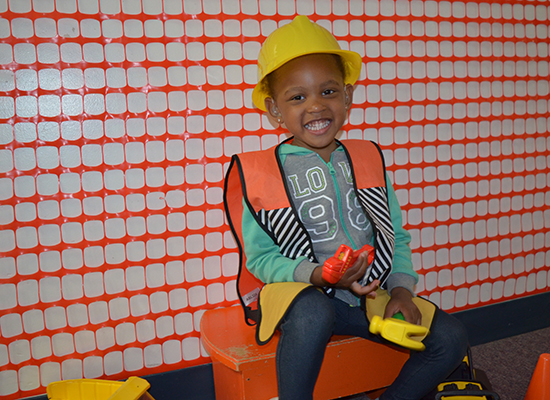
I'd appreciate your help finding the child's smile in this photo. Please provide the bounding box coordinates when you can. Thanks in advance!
[305,119,330,131]
[265,53,354,162]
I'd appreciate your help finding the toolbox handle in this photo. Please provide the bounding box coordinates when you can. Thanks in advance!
[435,390,500,400]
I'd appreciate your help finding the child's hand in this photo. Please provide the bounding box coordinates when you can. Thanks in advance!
[383,287,422,325]
[311,252,379,297]
[338,252,379,297]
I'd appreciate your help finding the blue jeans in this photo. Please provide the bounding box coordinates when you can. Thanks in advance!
[275,289,469,400]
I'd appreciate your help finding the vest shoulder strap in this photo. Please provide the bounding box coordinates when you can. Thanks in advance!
[340,139,386,189]
[236,147,290,212]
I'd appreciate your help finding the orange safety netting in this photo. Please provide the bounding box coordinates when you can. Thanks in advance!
[0,0,549,398]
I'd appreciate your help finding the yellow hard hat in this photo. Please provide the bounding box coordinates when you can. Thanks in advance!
[252,15,363,111]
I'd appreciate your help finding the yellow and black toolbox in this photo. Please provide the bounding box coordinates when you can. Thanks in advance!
[425,348,500,400]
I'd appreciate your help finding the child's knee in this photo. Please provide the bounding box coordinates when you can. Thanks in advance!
[428,311,469,358]
[447,313,468,348]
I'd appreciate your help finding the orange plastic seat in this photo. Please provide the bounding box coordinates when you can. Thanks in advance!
[200,306,409,400]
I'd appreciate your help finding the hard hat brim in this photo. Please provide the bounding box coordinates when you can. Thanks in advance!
[252,49,363,112]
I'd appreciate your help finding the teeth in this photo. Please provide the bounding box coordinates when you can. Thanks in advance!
[305,120,330,131]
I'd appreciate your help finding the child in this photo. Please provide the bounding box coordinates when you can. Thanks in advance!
[223,16,468,400]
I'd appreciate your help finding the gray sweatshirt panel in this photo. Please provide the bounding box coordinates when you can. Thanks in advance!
[282,146,373,305]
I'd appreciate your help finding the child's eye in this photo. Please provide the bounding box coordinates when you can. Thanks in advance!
[290,95,304,101]
[323,89,336,96]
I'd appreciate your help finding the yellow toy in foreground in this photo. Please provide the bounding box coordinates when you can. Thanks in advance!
[369,315,430,351]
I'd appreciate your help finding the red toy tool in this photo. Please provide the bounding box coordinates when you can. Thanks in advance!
[322,244,375,284]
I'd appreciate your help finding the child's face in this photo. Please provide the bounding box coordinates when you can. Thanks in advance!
[265,54,354,162]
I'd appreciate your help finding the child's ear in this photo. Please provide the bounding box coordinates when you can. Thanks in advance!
[344,84,355,110]
[265,97,283,123]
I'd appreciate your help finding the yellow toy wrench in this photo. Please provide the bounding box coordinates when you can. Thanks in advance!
[369,313,430,351]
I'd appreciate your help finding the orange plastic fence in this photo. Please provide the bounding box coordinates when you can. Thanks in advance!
[0,0,549,398]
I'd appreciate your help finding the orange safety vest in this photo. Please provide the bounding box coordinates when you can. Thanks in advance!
[224,139,397,332]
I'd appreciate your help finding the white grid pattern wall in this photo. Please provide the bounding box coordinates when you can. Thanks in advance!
[0,0,549,398]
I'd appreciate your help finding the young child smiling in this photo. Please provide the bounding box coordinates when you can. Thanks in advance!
[223,16,468,400]
[263,53,354,163]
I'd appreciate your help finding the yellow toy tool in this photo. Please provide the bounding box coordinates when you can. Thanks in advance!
[369,313,430,351]
[47,376,155,400]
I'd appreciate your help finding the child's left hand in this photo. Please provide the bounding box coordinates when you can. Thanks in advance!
[311,252,380,297]
[340,252,380,298]
[383,287,422,325]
